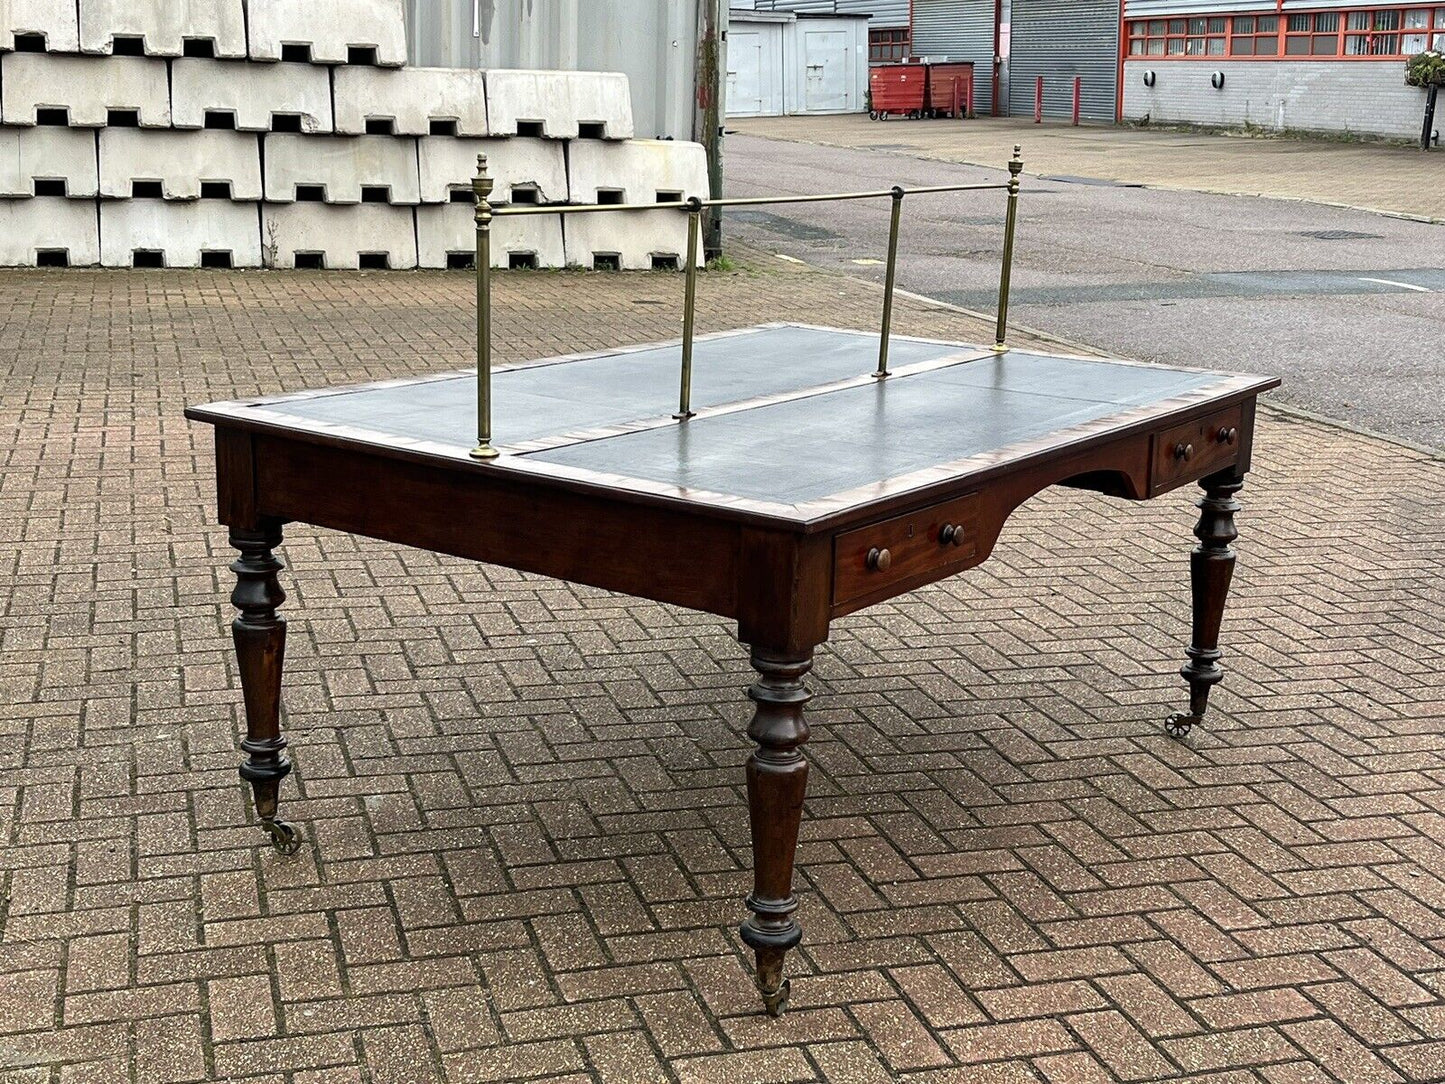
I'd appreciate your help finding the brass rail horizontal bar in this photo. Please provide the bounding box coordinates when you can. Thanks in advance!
[491,182,1011,219]
[494,201,690,217]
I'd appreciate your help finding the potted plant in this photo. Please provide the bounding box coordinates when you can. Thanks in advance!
[1406,50,1445,86]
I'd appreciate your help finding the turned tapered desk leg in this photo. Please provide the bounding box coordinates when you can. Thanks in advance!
[230,524,301,855]
[739,647,813,1017]
[1166,469,1244,739]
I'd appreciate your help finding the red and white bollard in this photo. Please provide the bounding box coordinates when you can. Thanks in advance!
[1072,76,1082,125]
[1034,76,1043,124]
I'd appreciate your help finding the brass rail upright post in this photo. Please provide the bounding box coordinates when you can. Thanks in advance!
[993,145,1024,353]
[675,199,702,419]
[470,154,499,460]
[875,185,904,379]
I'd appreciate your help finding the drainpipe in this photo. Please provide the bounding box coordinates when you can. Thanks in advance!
[695,0,725,259]
[992,0,1003,115]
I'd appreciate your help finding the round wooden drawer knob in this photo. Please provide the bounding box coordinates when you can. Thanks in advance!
[1218,426,1238,445]
[1173,442,1194,462]
[940,523,964,546]
[866,547,892,572]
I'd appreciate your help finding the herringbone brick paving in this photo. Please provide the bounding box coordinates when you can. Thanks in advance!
[1,254,1443,1083]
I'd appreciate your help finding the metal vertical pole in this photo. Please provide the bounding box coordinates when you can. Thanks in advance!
[470,154,499,460]
[676,200,702,419]
[695,0,725,259]
[1072,76,1082,125]
[1035,77,1043,123]
[1423,84,1438,151]
[875,186,904,379]
[994,145,1023,353]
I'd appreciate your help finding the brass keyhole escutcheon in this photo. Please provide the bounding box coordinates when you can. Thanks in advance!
[1173,442,1194,462]
[866,547,892,572]
[939,523,964,547]
[1218,426,1238,445]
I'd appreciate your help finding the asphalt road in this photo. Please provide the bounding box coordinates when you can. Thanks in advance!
[721,133,1445,451]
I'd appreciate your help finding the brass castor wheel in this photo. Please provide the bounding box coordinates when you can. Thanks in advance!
[760,978,790,1018]
[262,818,302,855]
[1164,713,1196,740]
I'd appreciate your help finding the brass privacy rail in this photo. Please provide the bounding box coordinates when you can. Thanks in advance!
[467,146,1024,461]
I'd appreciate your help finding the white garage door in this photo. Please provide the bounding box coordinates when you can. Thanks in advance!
[802,29,850,112]
[727,27,785,116]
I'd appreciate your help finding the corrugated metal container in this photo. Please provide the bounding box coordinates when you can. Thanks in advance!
[402,0,698,140]
[751,0,911,28]
[910,0,998,114]
[869,62,929,116]
[926,61,974,117]
[1008,0,1120,122]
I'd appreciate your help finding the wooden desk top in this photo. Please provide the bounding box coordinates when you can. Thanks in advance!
[186,323,1275,528]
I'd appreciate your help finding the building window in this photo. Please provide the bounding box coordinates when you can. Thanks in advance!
[869,28,909,63]
[1229,15,1279,55]
[1286,11,1340,54]
[1128,7,1445,60]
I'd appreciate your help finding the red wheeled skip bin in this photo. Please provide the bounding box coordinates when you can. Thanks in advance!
[869,63,927,120]
[925,61,974,119]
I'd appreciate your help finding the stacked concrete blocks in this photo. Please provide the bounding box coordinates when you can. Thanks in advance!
[566,140,709,270]
[0,0,708,270]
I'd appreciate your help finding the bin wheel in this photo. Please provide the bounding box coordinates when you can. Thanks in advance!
[869,110,879,121]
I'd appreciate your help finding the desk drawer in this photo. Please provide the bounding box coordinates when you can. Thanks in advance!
[1151,405,1244,495]
[833,492,981,606]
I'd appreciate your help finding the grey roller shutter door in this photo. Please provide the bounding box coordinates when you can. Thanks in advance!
[1008,0,1120,122]
[911,0,998,114]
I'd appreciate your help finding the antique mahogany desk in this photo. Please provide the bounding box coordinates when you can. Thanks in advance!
[188,323,1276,1014]
[187,151,1278,1015]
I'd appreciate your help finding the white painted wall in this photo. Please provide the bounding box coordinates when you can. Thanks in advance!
[1122,60,1434,141]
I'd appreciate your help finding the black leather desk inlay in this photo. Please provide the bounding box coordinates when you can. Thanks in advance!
[266,326,974,449]
[243,325,1228,507]
[530,349,1220,503]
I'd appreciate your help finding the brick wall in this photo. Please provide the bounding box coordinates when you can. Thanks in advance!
[1122,60,1431,140]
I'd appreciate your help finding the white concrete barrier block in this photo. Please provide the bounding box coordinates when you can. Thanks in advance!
[0,127,99,196]
[334,66,488,136]
[416,202,564,269]
[564,211,695,271]
[418,137,567,204]
[262,203,418,269]
[171,58,332,132]
[247,0,407,66]
[80,0,247,57]
[485,70,634,139]
[2,0,79,52]
[99,129,262,200]
[567,138,709,205]
[0,198,99,265]
[0,53,170,126]
[100,199,262,267]
[263,134,420,204]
